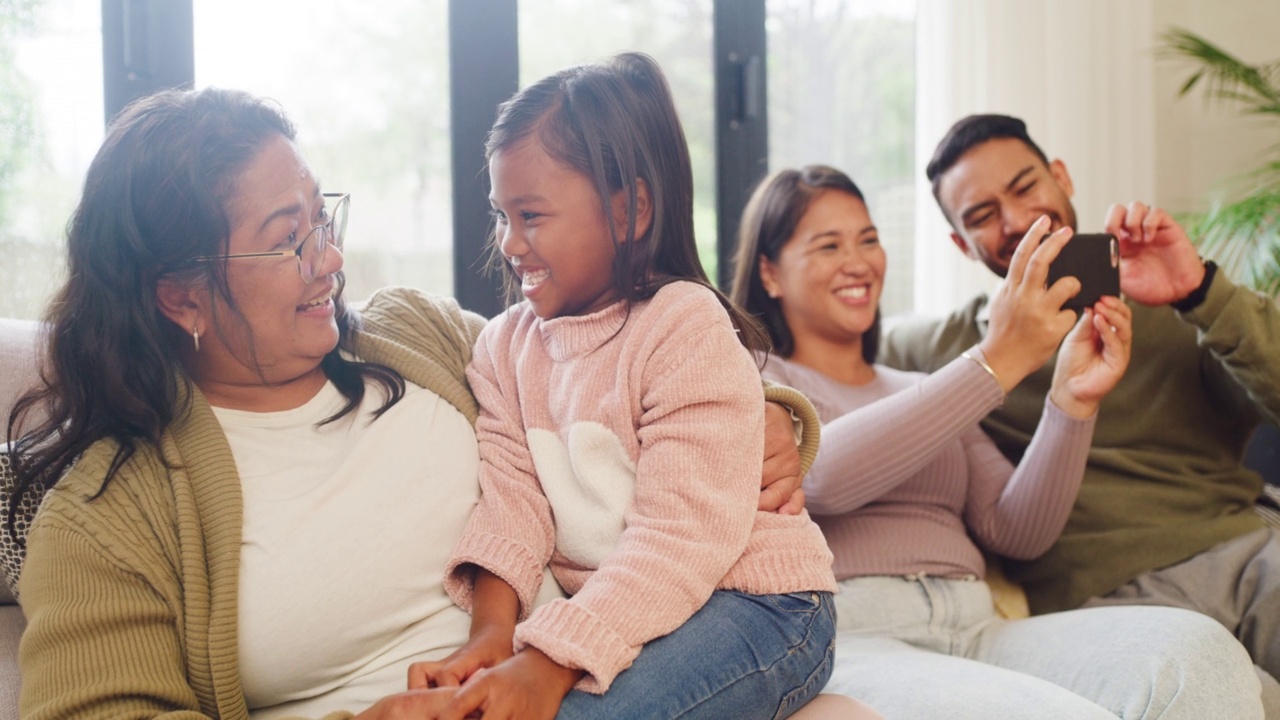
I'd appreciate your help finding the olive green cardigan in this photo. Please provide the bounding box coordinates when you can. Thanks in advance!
[17,288,820,720]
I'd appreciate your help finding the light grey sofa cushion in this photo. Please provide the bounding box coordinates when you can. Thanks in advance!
[0,319,43,439]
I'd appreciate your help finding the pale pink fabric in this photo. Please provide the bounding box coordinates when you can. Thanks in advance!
[446,282,836,692]
[762,353,1094,581]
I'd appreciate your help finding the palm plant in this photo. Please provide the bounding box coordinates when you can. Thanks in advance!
[1160,28,1280,297]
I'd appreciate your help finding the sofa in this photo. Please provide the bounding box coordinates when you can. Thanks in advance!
[0,319,883,720]
[0,319,40,720]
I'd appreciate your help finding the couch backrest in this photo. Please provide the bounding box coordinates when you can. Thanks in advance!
[0,319,44,439]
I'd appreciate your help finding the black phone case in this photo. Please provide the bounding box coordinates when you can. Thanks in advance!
[1046,233,1120,311]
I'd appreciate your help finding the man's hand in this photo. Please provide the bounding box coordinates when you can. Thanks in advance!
[1104,202,1206,305]
[760,401,804,515]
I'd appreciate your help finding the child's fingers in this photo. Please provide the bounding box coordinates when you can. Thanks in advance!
[441,674,493,720]
[407,661,441,690]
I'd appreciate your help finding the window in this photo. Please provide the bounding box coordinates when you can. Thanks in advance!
[519,0,719,278]
[1,0,102,319]
[193,0,453,303]
[766,0,916,315]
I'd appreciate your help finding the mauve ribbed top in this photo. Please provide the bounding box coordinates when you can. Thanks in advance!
[762,351,1095,581]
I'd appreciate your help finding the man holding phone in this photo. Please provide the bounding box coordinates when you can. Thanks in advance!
[880,114,1280,703]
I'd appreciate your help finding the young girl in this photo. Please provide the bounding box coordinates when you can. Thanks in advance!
[414,54,839,719]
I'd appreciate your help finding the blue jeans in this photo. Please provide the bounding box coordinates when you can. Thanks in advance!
[557,590,835,720]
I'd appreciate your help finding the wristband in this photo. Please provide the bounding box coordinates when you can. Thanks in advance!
[1170,259,1218,313]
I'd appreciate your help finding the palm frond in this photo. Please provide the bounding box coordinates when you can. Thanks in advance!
[1160,29,1280,115]
[1189,188,1280,292]
[1162,27,1280,296]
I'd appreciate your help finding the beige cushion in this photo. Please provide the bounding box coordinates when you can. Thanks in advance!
[0,319,43,437]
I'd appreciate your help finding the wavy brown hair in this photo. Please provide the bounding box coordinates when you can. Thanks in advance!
[5,88,404,539]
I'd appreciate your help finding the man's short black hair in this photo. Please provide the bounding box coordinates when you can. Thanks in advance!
[926,114,1051,218]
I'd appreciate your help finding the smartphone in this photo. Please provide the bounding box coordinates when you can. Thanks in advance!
[1045,233,1120,311]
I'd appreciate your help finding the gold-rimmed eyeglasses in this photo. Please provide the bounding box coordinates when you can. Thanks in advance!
[197,193,350,283]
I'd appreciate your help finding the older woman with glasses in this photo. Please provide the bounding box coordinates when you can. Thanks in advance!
[5,89,865,720]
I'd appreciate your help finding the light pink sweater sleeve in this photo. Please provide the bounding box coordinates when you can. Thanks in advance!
[444,315,558,617]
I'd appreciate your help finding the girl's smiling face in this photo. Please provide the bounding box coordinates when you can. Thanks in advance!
[488,137,622,320]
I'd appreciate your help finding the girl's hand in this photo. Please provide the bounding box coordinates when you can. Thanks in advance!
[1049,296,1133,418]
[979,216,1082,393]
[408,623,516,689]
[436,648,583,720]
[353,688,460,720]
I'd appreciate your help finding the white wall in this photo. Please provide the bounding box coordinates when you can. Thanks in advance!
[911,0,1280,315]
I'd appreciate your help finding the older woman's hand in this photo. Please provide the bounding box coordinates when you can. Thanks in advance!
[760,402,804,515]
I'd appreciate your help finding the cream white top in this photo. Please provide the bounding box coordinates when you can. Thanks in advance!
[216,379,479,719]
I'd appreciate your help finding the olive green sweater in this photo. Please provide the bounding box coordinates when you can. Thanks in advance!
[880,273,1280,613]
[17,287,820,720]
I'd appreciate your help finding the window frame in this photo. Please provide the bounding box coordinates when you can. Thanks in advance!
[99,0,769,315]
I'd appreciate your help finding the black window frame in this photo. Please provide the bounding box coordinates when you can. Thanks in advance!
[100,0,768,316]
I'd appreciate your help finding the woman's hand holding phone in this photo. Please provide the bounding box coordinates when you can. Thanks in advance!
[979,216,1083,393]
[1049,297,1133,419]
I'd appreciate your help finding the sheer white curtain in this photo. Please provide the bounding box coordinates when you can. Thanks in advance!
[911,0,1157,315]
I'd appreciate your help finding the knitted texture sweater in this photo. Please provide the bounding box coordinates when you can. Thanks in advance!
[880,272,1280,612]
[761,353,1093,581]
[18,288,487,720]
[444,281,837,693]
[17,286,823,719]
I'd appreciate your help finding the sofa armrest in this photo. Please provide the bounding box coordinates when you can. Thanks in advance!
[0,605,23,720]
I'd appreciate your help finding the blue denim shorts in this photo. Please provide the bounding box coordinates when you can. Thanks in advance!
[557,589,836,720]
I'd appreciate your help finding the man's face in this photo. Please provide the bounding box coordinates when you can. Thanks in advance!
[935,137,1078,277]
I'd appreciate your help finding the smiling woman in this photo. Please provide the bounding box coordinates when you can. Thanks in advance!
[6,84,841,720]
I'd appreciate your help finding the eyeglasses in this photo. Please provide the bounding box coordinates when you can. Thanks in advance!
[197,193,350,283]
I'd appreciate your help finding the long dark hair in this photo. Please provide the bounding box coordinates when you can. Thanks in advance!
[6,87,403,536]
[484,52,767,353]
[729,164,880,363]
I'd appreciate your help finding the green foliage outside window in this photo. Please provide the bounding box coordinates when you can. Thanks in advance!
[0,0,44,230]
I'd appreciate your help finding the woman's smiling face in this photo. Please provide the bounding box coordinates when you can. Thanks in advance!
[760,189,885,353]
[194,134,345,391]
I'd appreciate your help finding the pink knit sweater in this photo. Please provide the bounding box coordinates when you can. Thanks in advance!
[445,281,836,692]
[762,353,1095,581]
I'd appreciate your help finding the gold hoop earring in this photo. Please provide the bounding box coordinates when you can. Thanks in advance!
[192,323,201,353]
